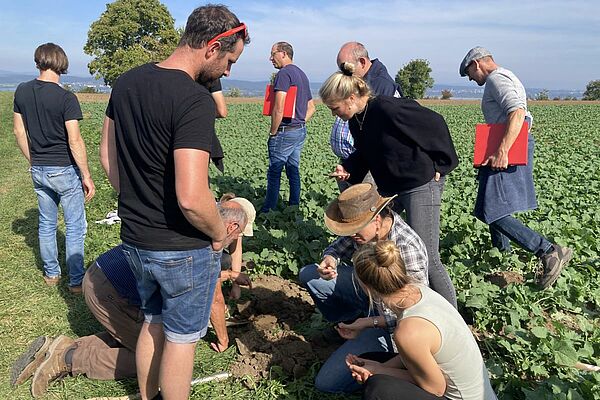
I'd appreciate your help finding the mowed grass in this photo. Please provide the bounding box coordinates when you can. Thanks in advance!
[1,90,599,399]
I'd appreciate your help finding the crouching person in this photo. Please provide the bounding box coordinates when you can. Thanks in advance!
[298,183,429,393]
[346,241,498,400]
[11,199,252,398]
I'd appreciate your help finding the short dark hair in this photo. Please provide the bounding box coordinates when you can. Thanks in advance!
[34,43,69,75]
[179,4,250,53]
[274,41,293,60]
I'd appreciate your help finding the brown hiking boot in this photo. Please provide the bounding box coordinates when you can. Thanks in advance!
[31,335,74,398]
[10,336,52,386]
[43,275,60,286]
[536,245,573,289]
[68,285,83,295]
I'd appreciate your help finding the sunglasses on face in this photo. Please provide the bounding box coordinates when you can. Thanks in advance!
[207,23,247,47]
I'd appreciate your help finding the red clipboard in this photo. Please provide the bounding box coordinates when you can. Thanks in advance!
[473,122,528,167]
[262,84,297,118]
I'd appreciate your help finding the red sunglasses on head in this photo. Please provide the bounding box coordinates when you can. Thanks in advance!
[207,23,247,46]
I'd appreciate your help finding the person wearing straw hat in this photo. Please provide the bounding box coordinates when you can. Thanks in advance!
[319,62,459,313]
[299,183,429,393]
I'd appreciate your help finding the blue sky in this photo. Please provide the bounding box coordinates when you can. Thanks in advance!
[1,0,598,89]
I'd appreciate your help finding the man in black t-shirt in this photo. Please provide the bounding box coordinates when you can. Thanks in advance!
[13,43,95,293]
[99,5,249,400]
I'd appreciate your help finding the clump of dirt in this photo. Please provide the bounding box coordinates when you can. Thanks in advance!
[485,271,524,288]
[224,275,336,381]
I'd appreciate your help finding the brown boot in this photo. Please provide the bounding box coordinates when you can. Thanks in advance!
[31,335,74,398]
[10,336,52,386]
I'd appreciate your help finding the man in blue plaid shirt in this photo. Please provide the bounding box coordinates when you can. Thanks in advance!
[299,184,428,394]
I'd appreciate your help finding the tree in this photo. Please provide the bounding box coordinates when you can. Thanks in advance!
[78,86,98,94]
[535,89,549,101]
[583,80,600,100]
[84,0,179,86]
[395,59,434,99]
[441,89,453,100]
[226,87,241,97]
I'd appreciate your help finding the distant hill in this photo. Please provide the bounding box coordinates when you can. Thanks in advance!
[0,71,584,99]
[0,70,108,92]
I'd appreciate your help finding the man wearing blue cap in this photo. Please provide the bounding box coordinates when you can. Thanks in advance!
[459,46,573,289]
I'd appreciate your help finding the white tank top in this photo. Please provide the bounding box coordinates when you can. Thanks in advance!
[400,285,498,400]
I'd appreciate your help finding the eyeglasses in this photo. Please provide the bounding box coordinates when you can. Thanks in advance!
[207,23,247,47]
[270,50,283,58]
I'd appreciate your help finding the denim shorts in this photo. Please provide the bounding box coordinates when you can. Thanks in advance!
[122,243,222,343]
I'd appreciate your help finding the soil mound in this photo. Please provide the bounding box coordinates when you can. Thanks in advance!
[225,275,337,380]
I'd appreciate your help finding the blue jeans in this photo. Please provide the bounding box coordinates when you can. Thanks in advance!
[316,328,393,393]
[121,243,221,344]
[261,125,306,212]
[490,215,552,255]
[299,263,370,323]
[30,165,86,286]
[390,177,457,308]
[299,263,394,393]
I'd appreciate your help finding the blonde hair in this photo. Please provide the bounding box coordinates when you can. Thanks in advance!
[353,241,411,300]
[319,62,372,104]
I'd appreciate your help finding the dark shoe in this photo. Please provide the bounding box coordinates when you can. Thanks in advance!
[10,336,52,386]
[536,245,573,289]
[43,275,60,286]
[31,335,74,398]
[68,285,83,295]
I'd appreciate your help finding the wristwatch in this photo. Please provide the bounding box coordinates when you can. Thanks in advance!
[372,317,379,328]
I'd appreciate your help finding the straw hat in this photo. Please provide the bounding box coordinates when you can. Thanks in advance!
[229,197,256,237]
[324,183,396,236]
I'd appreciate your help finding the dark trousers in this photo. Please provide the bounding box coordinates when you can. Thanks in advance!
[360,352,446,400]
[364,374,446,400]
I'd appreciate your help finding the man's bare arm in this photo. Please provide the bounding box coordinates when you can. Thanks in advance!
[483,108,526,170]
[305,99,316,122]
[211,91,228,118]
[13,113,30,163]
[174,148,227,250]
[100,116,119,192]
[65,120,95,201]
[269,91,286,135]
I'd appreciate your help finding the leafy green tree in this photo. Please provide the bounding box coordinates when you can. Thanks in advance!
[535,89,549,101]
[226,87,241,97]
[395,59,434,99]
[84,0,179,86]
[582,80,600,100]
[78,86,98,94]
[441,89,453,100]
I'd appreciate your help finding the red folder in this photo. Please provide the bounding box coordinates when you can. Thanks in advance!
[262,84,297,118]
[473,122,528,167]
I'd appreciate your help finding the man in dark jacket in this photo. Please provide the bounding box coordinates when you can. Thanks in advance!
[336,42,402,97]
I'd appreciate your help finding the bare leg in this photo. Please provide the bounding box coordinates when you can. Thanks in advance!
[159,340,197,400]
[136,322,164,400]
[209,279,228,352]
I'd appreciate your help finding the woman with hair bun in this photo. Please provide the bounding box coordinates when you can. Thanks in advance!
[319,64,459,309]
[347,241,498,400]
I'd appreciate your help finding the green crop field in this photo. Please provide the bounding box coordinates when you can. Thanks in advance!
[0,91,598,399]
